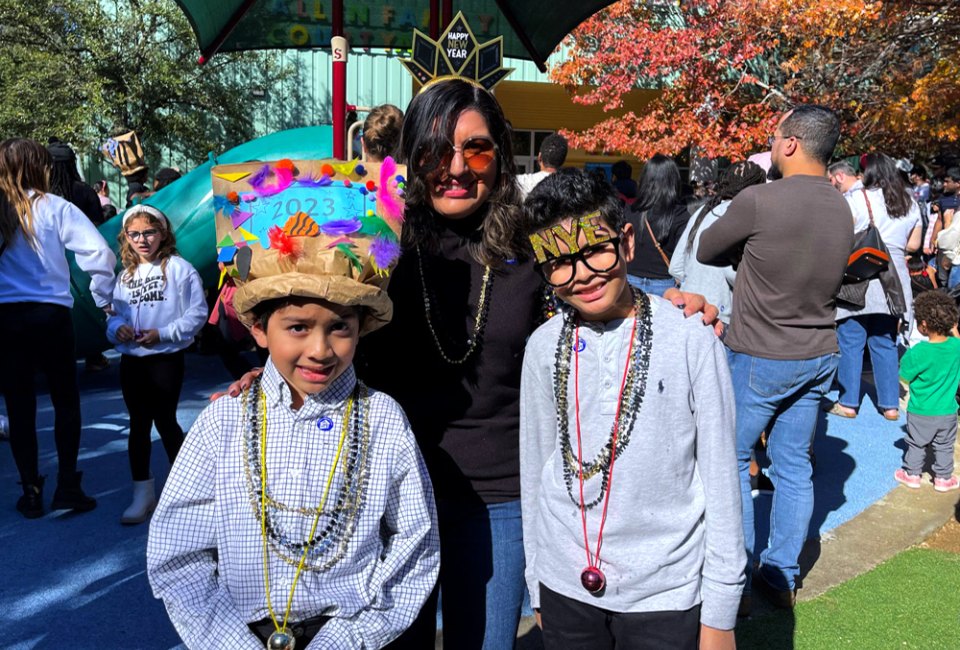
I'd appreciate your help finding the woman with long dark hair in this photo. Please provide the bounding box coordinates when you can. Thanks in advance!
[362,78,538,648]
[368,81,715,648]
[626,154,691,296]
[829,152,922,421]
[0,138,115,518]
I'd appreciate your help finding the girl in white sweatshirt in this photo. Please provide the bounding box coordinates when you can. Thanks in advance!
[106,205,206,524]
[0,138,116,519]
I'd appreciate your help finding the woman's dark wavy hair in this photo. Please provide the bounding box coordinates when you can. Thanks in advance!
[685,161,767,252]
[399,79,525,266]
[523,167,625,236]
[862,152,913,218]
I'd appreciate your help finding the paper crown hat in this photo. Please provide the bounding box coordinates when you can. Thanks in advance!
[211,157,406,335]
[400,11,514,92]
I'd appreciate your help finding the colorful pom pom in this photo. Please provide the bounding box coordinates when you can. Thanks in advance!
[226,191,239,203]
[365,180,376,191]
[276,158,295,172]
[321,164,335,177]
[355,164,366,176]
[343,179,352,187]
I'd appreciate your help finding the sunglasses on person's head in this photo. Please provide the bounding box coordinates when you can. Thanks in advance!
[416,137,497,175]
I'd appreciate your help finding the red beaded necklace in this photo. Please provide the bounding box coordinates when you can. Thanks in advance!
[573,315,637,594]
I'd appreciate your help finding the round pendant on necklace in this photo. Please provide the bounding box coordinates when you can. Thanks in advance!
[580,566,606,593]
[267,630,296,650]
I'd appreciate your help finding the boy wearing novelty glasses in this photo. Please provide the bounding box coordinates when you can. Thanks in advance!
[519,168,744,649]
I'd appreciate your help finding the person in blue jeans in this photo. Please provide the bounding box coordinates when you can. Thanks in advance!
[698,105,854,611]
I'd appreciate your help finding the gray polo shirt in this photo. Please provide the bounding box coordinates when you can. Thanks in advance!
[519,297,745,630]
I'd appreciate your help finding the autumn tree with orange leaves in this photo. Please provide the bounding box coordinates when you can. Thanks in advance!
[552,0,960,160]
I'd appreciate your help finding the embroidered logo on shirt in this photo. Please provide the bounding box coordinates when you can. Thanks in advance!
[576,337,586,352]
[317,417,334,431]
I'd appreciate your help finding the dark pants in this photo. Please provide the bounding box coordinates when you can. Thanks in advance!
[0,303,82,483]
[120,351,185,480]
[248,615,329,645]
[539,584,701,650]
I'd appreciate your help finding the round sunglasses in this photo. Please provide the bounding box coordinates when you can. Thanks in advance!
[416,137,497,176]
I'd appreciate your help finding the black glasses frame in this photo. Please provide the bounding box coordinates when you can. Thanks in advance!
[536,236,622,287]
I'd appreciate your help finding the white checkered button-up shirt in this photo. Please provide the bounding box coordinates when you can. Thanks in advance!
[147,361,439,649]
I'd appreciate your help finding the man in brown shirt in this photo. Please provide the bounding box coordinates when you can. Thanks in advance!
[698,105,853,610]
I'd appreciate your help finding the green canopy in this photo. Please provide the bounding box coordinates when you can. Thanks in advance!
[70,125,333,356]
[173,0,618,71]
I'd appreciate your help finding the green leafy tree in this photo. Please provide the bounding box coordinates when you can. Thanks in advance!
[0,0,295,164]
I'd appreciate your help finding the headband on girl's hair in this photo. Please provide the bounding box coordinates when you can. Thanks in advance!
[122,205,169,230]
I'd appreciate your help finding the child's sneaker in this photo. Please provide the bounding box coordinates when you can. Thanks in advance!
[894,468,921,489]
[933,476,959,492]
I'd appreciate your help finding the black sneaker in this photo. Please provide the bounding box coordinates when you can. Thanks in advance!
[16,476,45,519]
[50,471,97,512]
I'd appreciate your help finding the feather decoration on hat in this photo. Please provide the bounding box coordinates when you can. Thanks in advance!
[369,236,401,276]
[268,225,300,259]
[250,162,294,197]
[336,243,364,273]
[296,173,333,188]
[376,156,404,223]
[213,195,234,215]
[320,219,363,236]
[249,164,271,189]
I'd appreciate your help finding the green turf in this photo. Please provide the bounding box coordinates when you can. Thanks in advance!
[736,549,960,649]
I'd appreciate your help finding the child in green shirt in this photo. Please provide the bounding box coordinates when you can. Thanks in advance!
[897,290,960,492]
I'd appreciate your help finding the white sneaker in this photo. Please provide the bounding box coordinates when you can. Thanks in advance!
[0,415,9,440]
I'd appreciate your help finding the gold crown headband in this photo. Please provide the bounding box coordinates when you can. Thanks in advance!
[400,11,514,92]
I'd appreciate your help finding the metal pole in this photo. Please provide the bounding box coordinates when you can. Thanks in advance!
[332,0,346,159]
[442,0,453,27]
[430,0,440,38]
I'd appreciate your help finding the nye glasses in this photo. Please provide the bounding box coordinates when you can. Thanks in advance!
[126,229,160,241]
[537,237,622,287]
[417,137,497,175]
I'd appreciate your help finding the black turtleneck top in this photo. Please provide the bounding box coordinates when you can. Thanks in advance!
[360,212,544,504]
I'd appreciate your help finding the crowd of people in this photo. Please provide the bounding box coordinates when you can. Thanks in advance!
[0,77,958,650]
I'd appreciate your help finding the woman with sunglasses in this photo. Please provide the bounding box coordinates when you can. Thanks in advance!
[362,79,717,648]
[361,78,540,649]
[0,138,116,518]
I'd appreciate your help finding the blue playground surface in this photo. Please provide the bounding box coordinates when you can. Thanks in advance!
[0,351,904,649]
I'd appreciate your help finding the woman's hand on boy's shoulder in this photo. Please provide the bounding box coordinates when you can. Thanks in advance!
[209,367,263,401]
[699,624,735,650]
[662,288,723,336]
